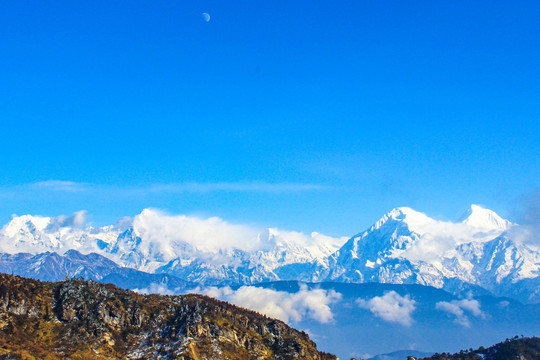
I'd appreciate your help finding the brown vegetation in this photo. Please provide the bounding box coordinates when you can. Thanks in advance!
[421,336,540,360]
[0,273,336,360]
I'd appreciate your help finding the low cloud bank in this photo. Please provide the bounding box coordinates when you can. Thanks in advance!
[132,209,260,253]
[356,291,416,327]
[435,299,485,327]
[197,285,342,324]
[510,191,540,249]
[402,221,510,263]
[129,208,345,257]
[46,210,88,230]
[135,283,341,324]
[133,283,181,296]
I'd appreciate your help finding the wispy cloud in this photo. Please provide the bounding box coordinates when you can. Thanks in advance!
[3,180,327,196]
[435,299,485,327]
[45,210,88,230]
[511,189,540,248]
[145,182,327,194]
[29,180,90,192]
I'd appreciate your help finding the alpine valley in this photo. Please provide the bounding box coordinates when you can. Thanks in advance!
[1,205,540,358]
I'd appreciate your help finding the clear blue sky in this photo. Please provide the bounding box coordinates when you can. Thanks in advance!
[0,1,538,236]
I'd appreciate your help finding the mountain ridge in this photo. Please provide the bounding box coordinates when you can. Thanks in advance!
[1,206,538,302]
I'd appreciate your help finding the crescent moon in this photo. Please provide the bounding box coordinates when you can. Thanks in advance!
[202,13,210,22]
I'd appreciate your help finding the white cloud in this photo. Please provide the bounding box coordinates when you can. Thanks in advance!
[436,302,468,327]
[507,226,540,251]
[114,216,133,231]
[0,181,328,204]
[125,208,345,264]
[132,208,261,254]
[503,190,540,250]
[132,283,180,296]
[435,299,485,327]
[255,228,347,254]
[31,180,89,192]
[192,285,342,324]
[0,206,345,270]
[457,298,484,317]
[400,220,510,263]
[147,182,326,194]
[356,291,416,326]
[46,210,88,230]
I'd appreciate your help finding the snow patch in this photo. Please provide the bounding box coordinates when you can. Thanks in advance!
[459,204,512,231]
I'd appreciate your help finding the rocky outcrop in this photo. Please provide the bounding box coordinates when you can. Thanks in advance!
[0,273,336,359]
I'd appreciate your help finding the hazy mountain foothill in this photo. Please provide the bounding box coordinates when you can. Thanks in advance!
[365,350,434,360]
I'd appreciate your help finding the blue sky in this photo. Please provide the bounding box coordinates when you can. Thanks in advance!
[0,1,539,236]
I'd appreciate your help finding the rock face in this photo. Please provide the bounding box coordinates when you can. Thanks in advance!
[0,273,336,360]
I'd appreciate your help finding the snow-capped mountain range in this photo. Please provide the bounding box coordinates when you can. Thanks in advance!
[0,208,346,284]
[297,206,539,301]
[1,205,539,302]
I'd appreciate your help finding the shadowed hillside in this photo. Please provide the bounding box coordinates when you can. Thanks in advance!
[421,336,540,360]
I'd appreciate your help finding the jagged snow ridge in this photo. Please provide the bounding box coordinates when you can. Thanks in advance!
[0,208,347,277]
[0,205,539,301]
[307,205,539,299]
[0,213,119,255]
[459,204,512,230]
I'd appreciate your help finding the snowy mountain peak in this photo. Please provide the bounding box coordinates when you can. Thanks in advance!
[138,208,157,217]
[388,207,429,220]
[459,204,512,231]
[0,215,59,253]
[373,207,434,231]
[2,215,51,237]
